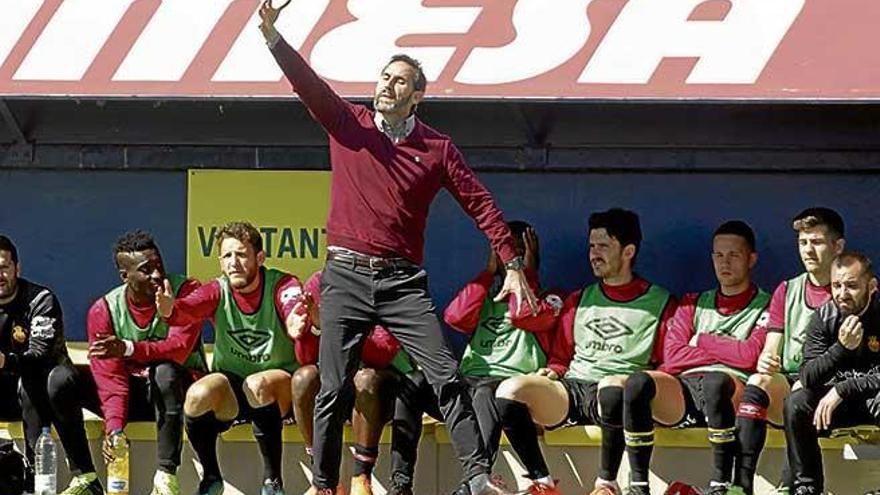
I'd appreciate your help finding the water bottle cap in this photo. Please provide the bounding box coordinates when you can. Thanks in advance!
[41,427,50,434]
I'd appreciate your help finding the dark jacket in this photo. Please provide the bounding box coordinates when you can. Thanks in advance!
[800,292,880,399]
[0,278,69,374]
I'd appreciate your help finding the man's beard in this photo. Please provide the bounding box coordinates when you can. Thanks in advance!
[230,271,258,290]
[838,297,867,317]
[0,280,17,300]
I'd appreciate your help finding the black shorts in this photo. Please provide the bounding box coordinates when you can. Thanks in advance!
[221,372,258,425]
[671,374,711,428]
[549,378,600,430]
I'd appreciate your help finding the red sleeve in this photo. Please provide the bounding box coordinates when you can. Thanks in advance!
[443,271,494,334]
[658,293,717,375]
[547,291,580,377]
[167,281,222,326]
[87,299,129,433]
[304,271,322,298]
[131,279,203,366]
[766,281,787,332]
[650,297,678,366]
[294,330,319,366]
[361,326,401,369]
[441,142,518,263]
[269,37,356,137]
[274,274,305,321]
[696,323,769,372]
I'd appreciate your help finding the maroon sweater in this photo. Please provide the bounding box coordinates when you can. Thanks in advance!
[269,37,517,265]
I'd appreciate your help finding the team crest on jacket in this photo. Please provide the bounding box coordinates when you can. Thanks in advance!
[869,335,880,353]
[12,325,27,343]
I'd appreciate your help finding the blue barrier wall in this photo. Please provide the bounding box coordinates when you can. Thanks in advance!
[2,169,878,344]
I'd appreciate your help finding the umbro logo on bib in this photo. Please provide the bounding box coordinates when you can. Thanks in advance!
[585,316,634,340]
[228,327,271,351]
[478,315,509,336]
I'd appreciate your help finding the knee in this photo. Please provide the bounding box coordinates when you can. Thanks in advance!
[598,385,624,427]
[747,372,774,390]
[783,389,813,424]
[292,365,320,399]
[243,373,270,397]
[184,381,215,416]
[353,368,381,397]
[152,362,183,392]
[702,372,736,406]
[624,371,656,406]
[495,376,529,402]
[46,365,75,401]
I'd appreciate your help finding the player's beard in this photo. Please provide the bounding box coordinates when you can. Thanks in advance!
[229,268,259,291]
[0,278,17,300]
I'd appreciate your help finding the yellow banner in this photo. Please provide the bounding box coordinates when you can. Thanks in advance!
[187,170,331,283]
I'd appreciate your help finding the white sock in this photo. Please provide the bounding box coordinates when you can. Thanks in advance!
[535,476,554,487]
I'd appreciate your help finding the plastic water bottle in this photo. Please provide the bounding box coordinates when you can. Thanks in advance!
[34,426,57,495]
[106,432,129,495]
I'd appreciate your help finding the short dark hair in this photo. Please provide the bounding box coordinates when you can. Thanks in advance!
[792,207,844,240]
[113,230,159,267]
[385,54,427,92]
[833,251,874,279]
[216,221,263,254]
[714,220,756,252]
[508,220,538,269]
[588,208,642,257]
[0,235,19,264]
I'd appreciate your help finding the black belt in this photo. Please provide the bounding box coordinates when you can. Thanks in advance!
[326,250,416,271]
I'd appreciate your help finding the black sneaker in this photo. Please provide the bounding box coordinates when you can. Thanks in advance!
[626,485,651,495]
[388,484,414,495]
[703,486,730,495]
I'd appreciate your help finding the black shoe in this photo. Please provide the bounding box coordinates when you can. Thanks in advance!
[703,486,729,495]
[388,484,414,495]
[470,474,514,495]
[626,485,651,495]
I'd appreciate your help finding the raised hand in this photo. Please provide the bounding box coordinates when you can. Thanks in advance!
[838,314,864,350]
[258,0,289,40]
[286,292,317,340]
[155,279,174,319]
